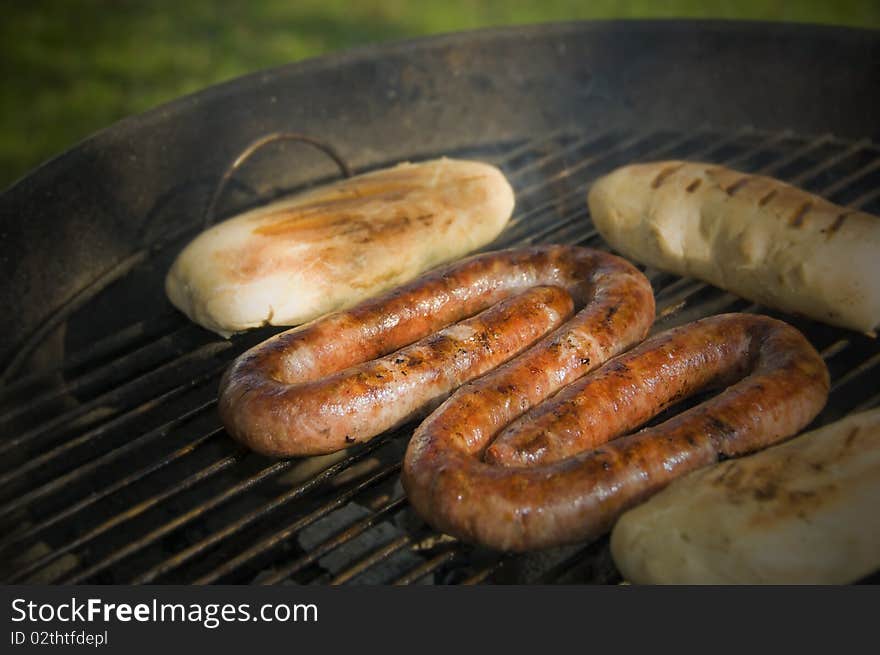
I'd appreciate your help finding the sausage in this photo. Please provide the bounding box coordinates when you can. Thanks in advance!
[402,313,830,552]
[218,245,655,457]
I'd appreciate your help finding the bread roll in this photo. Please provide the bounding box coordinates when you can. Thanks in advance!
[587,161,880,333]
[610,408,880,584]
[166,158,514,336]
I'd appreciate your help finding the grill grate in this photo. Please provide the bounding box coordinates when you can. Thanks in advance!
[1,127,879,585]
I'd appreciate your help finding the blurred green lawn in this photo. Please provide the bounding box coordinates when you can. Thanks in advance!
[2,0,878,190]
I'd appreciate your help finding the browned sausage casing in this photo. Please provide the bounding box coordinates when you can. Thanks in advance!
[402,313,830,552]
[219,245,655,457]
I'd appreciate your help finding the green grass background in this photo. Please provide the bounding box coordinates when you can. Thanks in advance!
[2,0,878,190]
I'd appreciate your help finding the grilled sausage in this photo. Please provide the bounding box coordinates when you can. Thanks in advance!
[402,313,829,552]
[219,245,655,457]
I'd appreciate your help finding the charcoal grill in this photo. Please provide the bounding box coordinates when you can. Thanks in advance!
[1,21,878,584]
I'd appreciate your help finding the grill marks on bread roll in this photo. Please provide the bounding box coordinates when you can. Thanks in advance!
[166,158,514,336]
[611,408,880,584]
[587,161,880,333]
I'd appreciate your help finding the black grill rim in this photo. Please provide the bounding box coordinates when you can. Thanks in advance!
[2,19,879,379]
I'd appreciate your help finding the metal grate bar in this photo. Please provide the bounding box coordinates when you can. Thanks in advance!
[129,434,395,584]
[193,462,402,585]
[57,449,297,584]
[0,421,223,553]
[829,351,880,393]
[820,340,851,360]
[392,548,459,586]
[716,129,795,169]
[654,276,705,302]
[486,128,583,168]
[0,312,183,404]
[818,156,880,199]
[460,558,508,585]
[329,534,413,585]
[0,341,230,455]
[499,130,714,244]
[258,495,408,585]
[0,251,149,385]
[10,440,240,584]
[755,133,835,177]
[540,537,619,584]
[853,391,880,413]
[0,402,219,536]
[0,370,224,515]
[846,185,880,210]
[783,138,872,186]
[787,154,868,193]
[509,130,670,205]
[497,129,765,254]
[504,132,664,227]
[504,128,626,183]
[506,127,798,254]
[521,213,601,249]
[0,204,238,388]
[653,283,716,317]
[0,323,201,425]
[0,368,222,492]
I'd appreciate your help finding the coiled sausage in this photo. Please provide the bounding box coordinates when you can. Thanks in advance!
[402,313,829,552]
[219,245,655,457]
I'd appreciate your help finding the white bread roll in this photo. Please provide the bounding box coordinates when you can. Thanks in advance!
[611,408,880,584]
[166,158,514,336]
[587,161,880,333]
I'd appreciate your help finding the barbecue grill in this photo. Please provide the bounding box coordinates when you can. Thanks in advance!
[1,21,878,584]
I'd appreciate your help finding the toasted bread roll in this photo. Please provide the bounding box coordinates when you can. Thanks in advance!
[166,158,514,336]
[611,408,880,584]
[587,161,880,333]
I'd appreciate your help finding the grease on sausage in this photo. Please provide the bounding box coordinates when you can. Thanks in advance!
[219,245,655,457]
[402,313,829,552]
